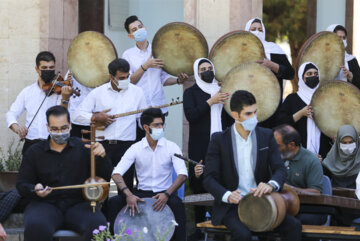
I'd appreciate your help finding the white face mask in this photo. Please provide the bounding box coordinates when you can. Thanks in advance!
[250,30,265,41]
[150,128,164,141]
[340,142,356,155]
[112,77,129,90]
[343,39,347,48]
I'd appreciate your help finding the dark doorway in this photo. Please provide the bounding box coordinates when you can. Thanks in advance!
[78,0,104,33]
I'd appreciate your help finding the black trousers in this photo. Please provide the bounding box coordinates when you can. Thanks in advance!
[70,123,90,138]
[222,206,302,241]
[189,176,206,224]
[100,140,136,190]
[107,189,186,241]
[23,201,107,241]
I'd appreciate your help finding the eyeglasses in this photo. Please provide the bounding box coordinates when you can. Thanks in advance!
[150,123,165,128]
[49,125,70,133]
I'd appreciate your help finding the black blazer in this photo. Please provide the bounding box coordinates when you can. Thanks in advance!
[203,126,287,225]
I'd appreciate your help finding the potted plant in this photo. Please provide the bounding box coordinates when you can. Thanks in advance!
[0,140,22,192]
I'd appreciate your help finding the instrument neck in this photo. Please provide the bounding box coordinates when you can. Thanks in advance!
[90,121,96,178]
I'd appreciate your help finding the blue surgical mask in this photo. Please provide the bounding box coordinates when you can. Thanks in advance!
[150,128,164,141]
[133,28,147,42]
[236,115,258,131]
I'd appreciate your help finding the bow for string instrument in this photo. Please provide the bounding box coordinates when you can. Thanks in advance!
[95,98,183,128]
[174,154,204,166]
[81,118,109,212]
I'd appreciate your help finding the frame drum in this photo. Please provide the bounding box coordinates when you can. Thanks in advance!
[114,198,175,241]
[152,22,208,76]
[297,31,344,84]
[311,81,360,137]
[67,31,117,88]
[238,186,299,232]
[209,30,265,82]
[221,62,280,122]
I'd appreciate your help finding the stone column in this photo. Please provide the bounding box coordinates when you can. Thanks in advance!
[182,0,263,155]
[0,0,78,150]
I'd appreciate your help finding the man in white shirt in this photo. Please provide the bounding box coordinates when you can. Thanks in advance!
[107,108,187,241]
[6,51,72,154]
[73,58,147,190]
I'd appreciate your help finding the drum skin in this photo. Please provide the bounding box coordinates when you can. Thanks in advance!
[238,186,299,232]
[311,81,360,138]
[152,22,208,76]
[220,62,280,122]
[297,31,344,84]
[114,198,175,241]
[67,31,117,88]
[209,30,265,82]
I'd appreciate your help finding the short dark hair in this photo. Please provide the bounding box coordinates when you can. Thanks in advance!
[36,51,56,67]
[334,25,347,36]
[108,58,130,76]
[273,124,301,146]
[230,90,256,113]
[140,108,165,127]
[46,105,70,124]
[124,15,142,33]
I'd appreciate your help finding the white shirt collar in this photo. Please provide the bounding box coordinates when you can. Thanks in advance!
[142,136,165,149]
[135,42,151,54]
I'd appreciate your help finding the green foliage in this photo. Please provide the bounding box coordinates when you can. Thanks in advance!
[263,0,308,61]
[0,139,23,172]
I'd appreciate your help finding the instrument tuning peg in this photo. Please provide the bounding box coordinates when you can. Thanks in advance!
[81,130,91,134]
[81,138,90,143]
[96,136,105,140]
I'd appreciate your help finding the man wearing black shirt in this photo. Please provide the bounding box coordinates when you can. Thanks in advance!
[16,105,112,241]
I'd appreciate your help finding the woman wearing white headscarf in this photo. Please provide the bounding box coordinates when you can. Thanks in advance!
[323,125,360,188]
[277,62,332,159]
[245,18,295,128]
[326,24,360,89]
[183,58,233,240]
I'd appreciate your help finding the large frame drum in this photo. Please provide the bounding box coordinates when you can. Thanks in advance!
[209,30,265,82]
[152,22,208,76]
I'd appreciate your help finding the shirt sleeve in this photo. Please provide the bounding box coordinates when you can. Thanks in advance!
[6,88,27,127]
[160,70,172,85]
[112,144,136,176]
[171,143,188,177]
[136,88,148,119]
[222,191,231,203]
[356,172,360,200]
[72,88,97,125]
[305,157,324,192]
[16,149,39,199]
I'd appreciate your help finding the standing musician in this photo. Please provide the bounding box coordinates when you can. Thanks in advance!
[326,24,360,89]
[183,57,233,240]
[203,90,301,241]
[16,106,112,241]
[244,17,295,128]
[73,58,147,190]
[107,108,188,241]
[6,51,73,154]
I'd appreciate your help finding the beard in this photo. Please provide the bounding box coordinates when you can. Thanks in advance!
[280,149,295,161]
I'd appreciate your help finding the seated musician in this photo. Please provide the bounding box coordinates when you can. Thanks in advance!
[6,51,73,155]
[183,57,233,240]
[273,124,327,225]
[326,24,360,89]
[203,90,301,241]
[276,62,332,160]
[16,105,112,241]
[322,125,360,188]
[73,58,147,190]
[107,108,188,241]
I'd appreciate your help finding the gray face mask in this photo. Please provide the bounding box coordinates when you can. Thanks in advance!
[50,131,70,145]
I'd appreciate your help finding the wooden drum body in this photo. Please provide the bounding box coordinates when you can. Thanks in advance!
[220,62,280,122]
[238,186,299,232]
[152,22,208,76]
[209,30,265,82]
[114,198,175,241]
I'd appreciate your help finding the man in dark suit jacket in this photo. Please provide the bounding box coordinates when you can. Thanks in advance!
[203,90,302,241]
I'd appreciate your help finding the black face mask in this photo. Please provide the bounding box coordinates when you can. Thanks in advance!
[305,76,319,89]
[41,70,56,83]
[200,70,214,83]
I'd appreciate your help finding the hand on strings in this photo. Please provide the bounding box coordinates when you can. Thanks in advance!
[61,86,73,100]
[125,194,144,216]
[35,183,52,197]
[85,142,106,157]
[0,224,6,241]
[228,189,242,204]
[301,105,313,119]
[177,73,189,84]
[194,160,204,178]
[152,193,169,211]
[93,109,115,126]
[143,55,164,69]
[341,66,353,81]
[251,182,273,197]
[11,123,28,139]
[207,92,229,106]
